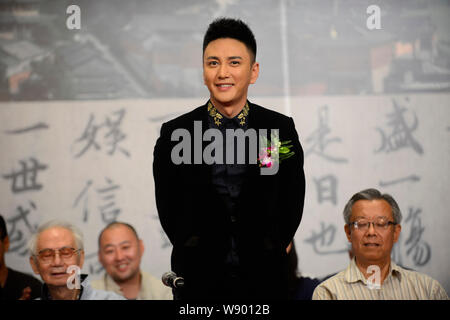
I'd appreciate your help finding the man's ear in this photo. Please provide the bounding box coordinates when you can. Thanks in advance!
[344,224,352,242]
[139,239,145,258]
[202,57,207,85]
[250,62,259,84]
[393,224,401,244]
[97,249,106,268]
[3,236,10,252]
[29,256,40,275]
[78,250,85,269]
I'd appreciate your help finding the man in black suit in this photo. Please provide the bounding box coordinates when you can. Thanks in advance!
[153,18,305,300]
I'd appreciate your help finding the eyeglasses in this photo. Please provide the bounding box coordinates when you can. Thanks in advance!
[36,247,81,263]
[349,218,397,232]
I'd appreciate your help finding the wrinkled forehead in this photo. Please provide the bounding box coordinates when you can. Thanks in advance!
[351,199,393,220]
[37,227,77,250]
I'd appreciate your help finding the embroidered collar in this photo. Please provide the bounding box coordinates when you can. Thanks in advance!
[207,101,249,127]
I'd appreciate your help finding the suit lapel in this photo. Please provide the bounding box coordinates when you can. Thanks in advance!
[246,103,265,178]
[237,103,266,205]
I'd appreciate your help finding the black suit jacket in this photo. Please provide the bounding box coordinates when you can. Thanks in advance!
[153,101,305,300]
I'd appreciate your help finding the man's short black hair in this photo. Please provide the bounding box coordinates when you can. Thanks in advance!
[203,17,257,62]
[0,214,7,240]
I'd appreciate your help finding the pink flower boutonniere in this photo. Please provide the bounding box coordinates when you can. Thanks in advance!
[258,136,295,168]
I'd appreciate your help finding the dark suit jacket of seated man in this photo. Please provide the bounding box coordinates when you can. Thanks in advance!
[153,18,305,300]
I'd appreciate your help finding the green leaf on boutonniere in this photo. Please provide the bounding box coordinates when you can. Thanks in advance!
[279,146,290,153]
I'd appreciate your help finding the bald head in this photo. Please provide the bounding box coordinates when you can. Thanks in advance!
[98,222,139,248]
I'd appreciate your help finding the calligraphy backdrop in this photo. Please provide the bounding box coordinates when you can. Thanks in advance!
[0,0,449,296]
[0,95,449,294]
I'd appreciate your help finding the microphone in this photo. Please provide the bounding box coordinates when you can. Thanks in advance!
[162,271,185,289]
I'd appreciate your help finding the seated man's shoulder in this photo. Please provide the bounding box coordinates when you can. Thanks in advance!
[397,266,448,298]
[93,289,126,300]
[319,269,347,287]
[5,268,42,299]
[141,271,173,300]
[89,277,104,290]
[8,267,41,285]
[84,287,126,300]
[80,275,125,300]
[312,270,347,300]
[397,265,433,284]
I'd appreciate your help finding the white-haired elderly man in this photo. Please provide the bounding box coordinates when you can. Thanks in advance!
[313,188,448,300]
[28,220,124,300]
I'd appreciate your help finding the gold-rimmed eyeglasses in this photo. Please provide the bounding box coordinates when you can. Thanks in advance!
[35,247,81,263]
[349,218,397,232]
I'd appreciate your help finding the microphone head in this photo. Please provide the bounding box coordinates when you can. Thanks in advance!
[162,271,185,289]
[174,277,185,288]
[162,271,176,287]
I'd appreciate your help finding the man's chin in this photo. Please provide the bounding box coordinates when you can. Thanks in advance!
[47,277,70,288]
[112,272,134,283]
[210,94,236,106]
[359,253,386,263]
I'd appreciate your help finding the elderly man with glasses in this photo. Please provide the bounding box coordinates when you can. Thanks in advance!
[28,220,124,300]
[313,188,448,300]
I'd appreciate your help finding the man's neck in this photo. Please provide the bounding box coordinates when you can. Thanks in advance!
[116,271,141,300]
[355,257,391,285]
[48,285,80,300]
[210,97,247,119]
[0,263,8,287]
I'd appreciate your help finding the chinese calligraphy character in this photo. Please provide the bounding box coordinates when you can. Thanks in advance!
[313,174,338,205]
[2,158,48,193]
[97,178,121,224]
[304,105,348,163]
[73,180,93,222]
[404,207,431,266]
[379,174,420,187]
[391,236,404,267]
[6,202,39,256]
[73,114,101,158]
[376,98,424,155]
[103,109,129,157]
[4,122,49,134]
[73,178,122,225]
[72,109,130,158]
[304,222,347,255]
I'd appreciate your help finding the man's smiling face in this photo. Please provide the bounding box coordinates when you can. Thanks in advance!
[203,38,259,117]
[98,224,143,283]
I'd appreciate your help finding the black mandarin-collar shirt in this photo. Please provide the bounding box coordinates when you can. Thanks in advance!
[206,101,250,270]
